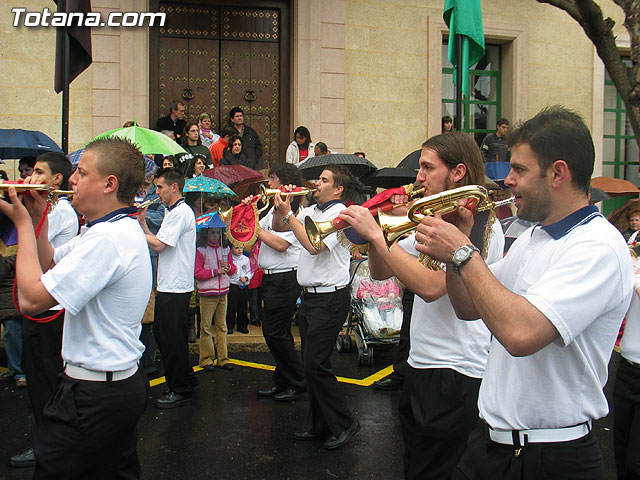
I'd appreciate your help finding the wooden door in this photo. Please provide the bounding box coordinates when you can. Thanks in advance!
[150,1,289,169]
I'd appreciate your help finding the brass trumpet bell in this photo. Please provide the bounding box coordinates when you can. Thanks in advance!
[256,184,315,213]
[305,216,338,251]
[379,185,490,247]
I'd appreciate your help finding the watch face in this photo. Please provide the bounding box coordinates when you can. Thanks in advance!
[453,248,468,263]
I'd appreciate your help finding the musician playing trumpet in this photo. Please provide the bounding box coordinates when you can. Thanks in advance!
[241,163,306,401]
[339,132,504,479]
[273,165,360,450]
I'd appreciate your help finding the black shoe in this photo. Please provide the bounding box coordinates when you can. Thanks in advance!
[155,391,193,409]
[9,447,36,468]
[373,376,403,391]
[274,387,304,402]
[322,419,360,450]
[228,329,234,334]
[250,321,261,326]
[238,327,249,334]
[257,385,284,398]
[217,363,233,370]
[202,364,215,372]
[294,430,329,441]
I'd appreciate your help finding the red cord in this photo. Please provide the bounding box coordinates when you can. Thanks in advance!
[12,201,65,323]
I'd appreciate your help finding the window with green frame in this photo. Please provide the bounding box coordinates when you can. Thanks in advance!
[603,58,639,185]
[442,43,502,146]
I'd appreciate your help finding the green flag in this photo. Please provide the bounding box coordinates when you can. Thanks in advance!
[443,0,485,99]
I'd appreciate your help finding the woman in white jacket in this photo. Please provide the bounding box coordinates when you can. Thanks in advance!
[285,126,315,165]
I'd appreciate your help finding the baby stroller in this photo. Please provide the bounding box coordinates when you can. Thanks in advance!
[335,259,403,366]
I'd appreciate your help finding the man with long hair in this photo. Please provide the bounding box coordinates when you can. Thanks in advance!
[340,132,505,479]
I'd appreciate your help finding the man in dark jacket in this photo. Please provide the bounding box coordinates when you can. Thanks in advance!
[229,107,263,169]
[155,101,187,142]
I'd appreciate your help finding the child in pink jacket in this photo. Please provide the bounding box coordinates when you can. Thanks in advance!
[194,227,236,371]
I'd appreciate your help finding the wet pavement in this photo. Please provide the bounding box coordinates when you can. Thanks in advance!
[0,342,622,480]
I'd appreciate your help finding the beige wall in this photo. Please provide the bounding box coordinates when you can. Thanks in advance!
[0,0,149,158]
[1,0,633,175]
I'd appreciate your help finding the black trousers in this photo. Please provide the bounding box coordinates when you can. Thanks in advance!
[261,271,305,390]
[399,366,481,480]
[453,421,604,480]
[614,358,640,480]
[21,312,64,426]
[227,284,249,330]
[392,289,414,379]
[298,287,354,436]
[33,368,148,480]
[154,291,197,394]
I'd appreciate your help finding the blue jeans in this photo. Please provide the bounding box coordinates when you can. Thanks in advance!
[3,318,25,379]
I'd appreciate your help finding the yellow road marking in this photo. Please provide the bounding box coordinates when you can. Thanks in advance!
[148,359,392,388]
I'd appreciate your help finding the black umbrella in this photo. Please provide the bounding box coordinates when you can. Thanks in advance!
[396,149,421,170]
[361,167,417,189]
[589,187,611,203]
[298,153,377,180]
[0,129,64,159]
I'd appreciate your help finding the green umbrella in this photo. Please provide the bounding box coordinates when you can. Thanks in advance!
[92,124,187,156]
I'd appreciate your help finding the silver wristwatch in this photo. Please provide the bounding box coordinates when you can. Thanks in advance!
[451,245,479,275]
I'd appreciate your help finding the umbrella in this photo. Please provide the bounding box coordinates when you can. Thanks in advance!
[298,153,377,180]
[591,176,640,197]
[92,125,187,156]
[397,149,421,170]
[590,187,611,203]
[607,198,640,234]
[195,211,227,231]
[203,165,264,187]
[184,175,237,198]
[361,167,417,189]
[68,149,157,180]
[0,129,63,159]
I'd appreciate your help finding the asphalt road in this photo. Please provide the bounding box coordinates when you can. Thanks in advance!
[0,345,622,479]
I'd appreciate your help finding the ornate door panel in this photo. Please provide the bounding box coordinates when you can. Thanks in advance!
[220,40,279,166]
[150,1,289,169]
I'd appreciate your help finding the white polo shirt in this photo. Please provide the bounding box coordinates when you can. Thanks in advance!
[479,206,634,430]
[296,201,350,288]
[399,218,505,378]
[620,268,640,364]
[258,208,301,272]
[41,209,152,372]
[48,197,78,248]
[156,198,196,293]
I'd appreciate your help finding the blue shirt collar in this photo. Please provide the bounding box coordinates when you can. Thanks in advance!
[167,197,185,211]
[540,205,602,240]
[317,199,342,211]
[86,206,138,228]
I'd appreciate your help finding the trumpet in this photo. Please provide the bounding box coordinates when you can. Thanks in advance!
[378,185,515,247]
[305,184,426,251]
[256,184,316,213]
[137,197,162,209]
[0,183,74,205]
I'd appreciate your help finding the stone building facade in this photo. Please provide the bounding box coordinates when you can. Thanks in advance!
[0,0,631,179]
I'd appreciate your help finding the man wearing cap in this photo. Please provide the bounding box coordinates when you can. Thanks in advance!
[274,164,359,450]
[417,106,634,479]
[0,138,152,478]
